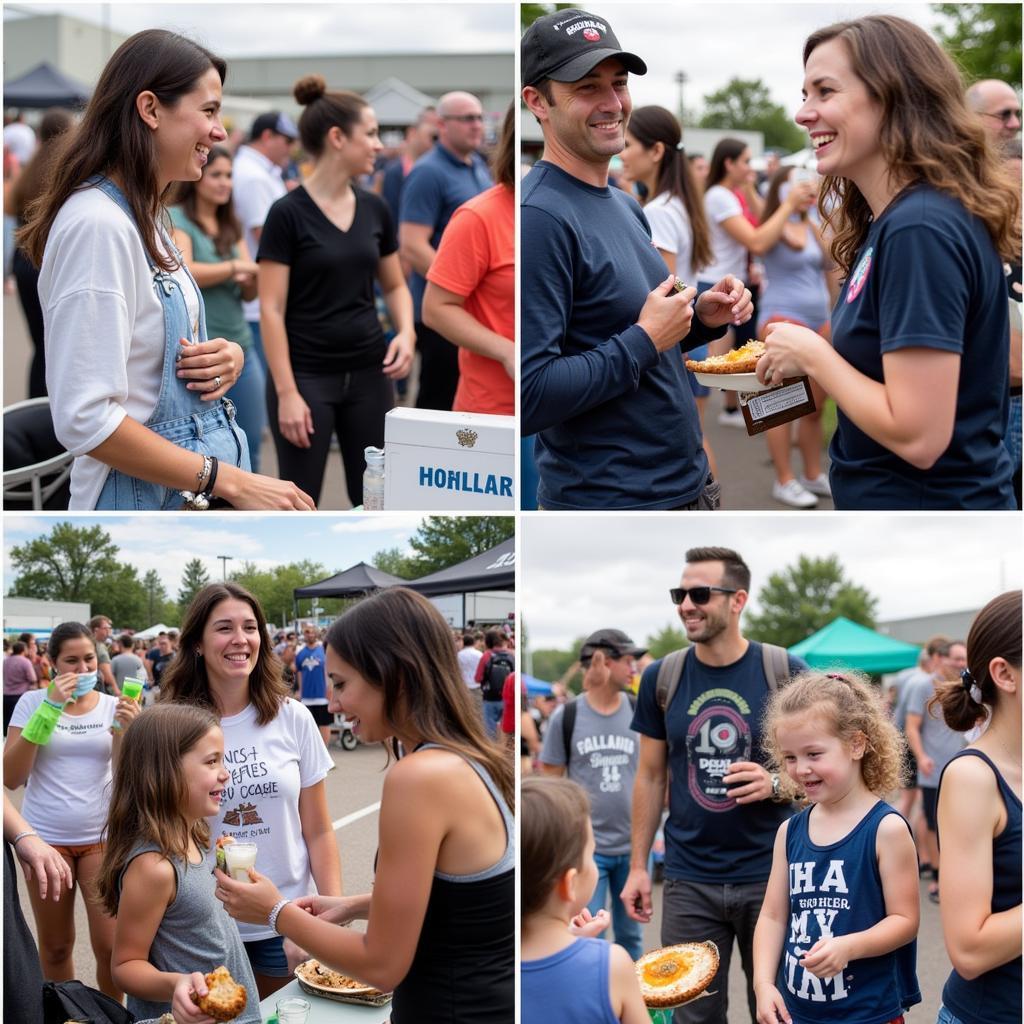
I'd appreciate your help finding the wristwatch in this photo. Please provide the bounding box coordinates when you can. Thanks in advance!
[770,773,781,799]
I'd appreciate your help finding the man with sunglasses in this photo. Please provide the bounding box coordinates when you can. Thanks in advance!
[399,91,492,411]
[623,546,807,1024]
[539,628,647,959]
[966,79,1022,148]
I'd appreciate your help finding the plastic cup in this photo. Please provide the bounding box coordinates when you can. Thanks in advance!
[276,996,311,1023]
[223,841,257,881]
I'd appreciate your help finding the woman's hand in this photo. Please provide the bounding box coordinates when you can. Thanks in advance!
[231,258,259,284]
[172,972,217,1024]
[276,389,315,449]
[47,672,77,705]
[15,834,72,902]
[569,907,610,938]
[382,331,415,381]
[759,321,830,385]
[215,463,316,511]
[694,275,753,328]
[113,692,143,731]
[177,339,244,401]
[213,866,282,926]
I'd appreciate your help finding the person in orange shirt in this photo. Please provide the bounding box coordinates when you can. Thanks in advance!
[422,103,514,415]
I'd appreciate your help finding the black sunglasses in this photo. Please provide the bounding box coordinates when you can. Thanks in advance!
[983,108,1021,124]
[669,586,737,605]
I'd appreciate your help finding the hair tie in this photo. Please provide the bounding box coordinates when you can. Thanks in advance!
[960,668,983,703]
[676,141,685,152]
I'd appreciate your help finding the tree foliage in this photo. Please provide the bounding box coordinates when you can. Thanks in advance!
[228,559,351,628]
[521,3,574,29]
[177,558,212,615]
[644,623,688,659]
[373,516,514,579]
[699,78,806,152]
[933,4,1021,83]
[371,546,415,580]
[745,555,878,649]
[142,569,175,626]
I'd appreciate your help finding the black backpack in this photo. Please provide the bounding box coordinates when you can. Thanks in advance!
[42,981,137,1024]
[481,649,515,700]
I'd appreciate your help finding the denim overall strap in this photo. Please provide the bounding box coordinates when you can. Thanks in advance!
[88,176,250,509]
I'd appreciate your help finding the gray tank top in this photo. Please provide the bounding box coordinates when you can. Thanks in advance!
[119,841,261,1023]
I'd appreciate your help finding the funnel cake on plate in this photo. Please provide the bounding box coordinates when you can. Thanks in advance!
[635,941,719,1008]
[685,340,765,374]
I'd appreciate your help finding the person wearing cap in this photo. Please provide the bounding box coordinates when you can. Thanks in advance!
[623,546,807,1023]
[539,627,646,960]
[520,9,753,510]
[232,109,299,373]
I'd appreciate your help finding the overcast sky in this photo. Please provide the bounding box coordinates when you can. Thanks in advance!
[3,2,515,56]
[521,515,1023,650]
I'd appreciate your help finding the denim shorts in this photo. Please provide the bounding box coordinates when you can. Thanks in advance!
[243,934,289,977]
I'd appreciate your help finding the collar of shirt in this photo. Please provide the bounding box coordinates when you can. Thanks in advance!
[237,144,284,179]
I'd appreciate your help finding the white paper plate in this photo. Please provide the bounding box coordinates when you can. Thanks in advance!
[692,371,770,393]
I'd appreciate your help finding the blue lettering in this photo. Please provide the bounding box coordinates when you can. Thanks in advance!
[460,471,470,491]
[435,466,446,489]
[474,472,485,493]
[485,475,498,495]
[419,466,432,487]
[447,469,459,490]
[500,476,513,497]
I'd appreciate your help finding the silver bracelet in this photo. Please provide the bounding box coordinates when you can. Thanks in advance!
[196,454,213,491]
[268,898,292,934]
[11,830,37,847]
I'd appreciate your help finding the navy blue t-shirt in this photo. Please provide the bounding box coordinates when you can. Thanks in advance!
[631,642,806,883]
[521,161,726,510]
[829,184,1014,509]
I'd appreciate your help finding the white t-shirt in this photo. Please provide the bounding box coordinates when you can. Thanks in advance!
[210,698,333,940]
[38,187,200,510]
[457,646,483,689]
[231,145,286,321]
[10,689,118,845]
[701,184,748,283]
[645,192,699,284]
[3,121,37,163]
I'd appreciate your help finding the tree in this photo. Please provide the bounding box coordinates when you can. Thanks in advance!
[933,4,1021,83]
[405,516,515,576]
[371,546,415,580]
[229,560,351,628]
[142,569,173,625]
[521,3,574,29]
[177,558,212,614]
[9,522,121,601]
[745,555,878,649]
[699,78,806,152]
[644,623,688,660]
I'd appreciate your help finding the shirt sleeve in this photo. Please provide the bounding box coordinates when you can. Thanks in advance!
[520,203,660,436]
[426,203,488,297]
[538,705,568,766]
[255,196,295,265]
[705,187,743,224]
[475,650,491,685]
[374,193,399,257]
[906,679,930,717]
[9,689,42,729]
[234,172,279,234]
[645,202,681,255]
[630,660,667,740]
[877,224,971,355]
[290,699,334,788]
[399,163,443,228]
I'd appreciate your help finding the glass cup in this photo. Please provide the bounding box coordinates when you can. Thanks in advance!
[223,841,257,881]
[276,996,311,1023]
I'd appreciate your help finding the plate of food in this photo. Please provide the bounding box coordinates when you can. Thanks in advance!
[635,941,720,1009]
[294,958,392,1007]
[686,341,772,392]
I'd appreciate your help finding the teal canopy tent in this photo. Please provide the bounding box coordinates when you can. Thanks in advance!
[788,616,921,673]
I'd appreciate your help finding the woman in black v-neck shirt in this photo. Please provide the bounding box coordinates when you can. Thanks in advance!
[259,75,415,506]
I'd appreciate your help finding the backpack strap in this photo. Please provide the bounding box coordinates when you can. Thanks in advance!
[561,697,578,758]
[656,647,690,715]
[761,643,790,693]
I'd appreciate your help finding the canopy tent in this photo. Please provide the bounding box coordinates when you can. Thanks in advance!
[789,616,921,673]
[4,62,91,109]
[132,623,174,641]
[523,674,553,698]
[293,562,407,600]
[402,537,514,597]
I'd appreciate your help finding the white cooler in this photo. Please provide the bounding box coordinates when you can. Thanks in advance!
[383,407,515,510]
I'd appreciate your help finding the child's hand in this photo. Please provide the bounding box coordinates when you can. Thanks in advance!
[173,972,216,1024]
[569,907,610,938]
[754,981,792,1023]
[800,935,852,978]
[214,866,282,926]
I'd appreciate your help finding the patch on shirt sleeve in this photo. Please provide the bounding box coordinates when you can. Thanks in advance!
[845,246,873,303]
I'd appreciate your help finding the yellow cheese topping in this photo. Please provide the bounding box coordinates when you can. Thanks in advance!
[642,952,693,987]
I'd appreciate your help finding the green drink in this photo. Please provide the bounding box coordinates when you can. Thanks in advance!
[111,677,144,733]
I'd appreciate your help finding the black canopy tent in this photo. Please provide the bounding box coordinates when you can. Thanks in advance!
[401,537,515,597]
[4,62,91,109]
[293,562,407,600]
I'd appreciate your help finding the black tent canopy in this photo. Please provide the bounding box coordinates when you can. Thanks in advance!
[293,562,406,599]
[4,62,91,109]
[401,537,514,596]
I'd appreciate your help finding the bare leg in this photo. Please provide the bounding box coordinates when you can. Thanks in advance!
[77,849,122,1001]
[27,849,77,982]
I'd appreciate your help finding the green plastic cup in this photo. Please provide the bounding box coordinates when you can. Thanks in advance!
[121,678,144,701]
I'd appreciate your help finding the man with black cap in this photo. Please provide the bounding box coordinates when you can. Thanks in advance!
[539,627,647,960]
[520,9,753,510]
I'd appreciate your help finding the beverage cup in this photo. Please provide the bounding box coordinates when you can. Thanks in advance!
[223,841,258,882]
[276,996,311,1023]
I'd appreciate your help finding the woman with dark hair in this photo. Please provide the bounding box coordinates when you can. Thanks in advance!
[171,145,265,474]
[932,591,1021,1024]
[422,102,515,415]
[758,15,1020,509]
[3,621,141,1000]
[260,75,415,507]
[214,587,514,1023]
[8,107,74,398]
[19,29,313,511]
[157,581,339,999]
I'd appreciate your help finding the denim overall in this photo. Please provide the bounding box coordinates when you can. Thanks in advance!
[91,175,250,510]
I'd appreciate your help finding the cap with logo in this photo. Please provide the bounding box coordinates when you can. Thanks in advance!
[580,628,647,661]
[250,111,299,142]
[521,8,647,87]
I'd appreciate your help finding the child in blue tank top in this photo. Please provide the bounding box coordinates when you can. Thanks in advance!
[521,777,649,1024]
[753,670,921,1024]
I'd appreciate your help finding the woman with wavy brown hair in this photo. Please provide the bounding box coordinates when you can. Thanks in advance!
[158,582,340,999]
[758,15,1021,510]
[214,586,513,1023]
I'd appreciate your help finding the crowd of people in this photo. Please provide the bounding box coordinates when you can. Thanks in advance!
[4,27,514,511]
[520,9,1022,511]
[3,584,515,1023]
[520,541,1021,1024]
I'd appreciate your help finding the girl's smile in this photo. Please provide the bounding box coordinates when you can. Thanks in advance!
[327,650,386,743]
[183,725,230,819]
[777,712,866,805]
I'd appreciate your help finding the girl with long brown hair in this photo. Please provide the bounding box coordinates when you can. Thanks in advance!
[758,15,1021,509]
[214,586,513,1023]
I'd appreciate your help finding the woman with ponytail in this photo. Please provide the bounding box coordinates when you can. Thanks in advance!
[932,590,1021,1024]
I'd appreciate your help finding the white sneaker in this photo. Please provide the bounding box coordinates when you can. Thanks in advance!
[772,478,818,508]
[717,408,745,428]
[799,473,832,498]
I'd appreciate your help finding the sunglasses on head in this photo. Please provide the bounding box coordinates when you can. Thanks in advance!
[669,586,738,605]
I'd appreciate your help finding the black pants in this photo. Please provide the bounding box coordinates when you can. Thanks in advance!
[13,247,46,398]
[413,321,459,411]
[267,366,393,507]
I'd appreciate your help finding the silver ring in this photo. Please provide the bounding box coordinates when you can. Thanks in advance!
[214,375,222,389]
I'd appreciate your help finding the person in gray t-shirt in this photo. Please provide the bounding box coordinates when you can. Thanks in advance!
[110,636,145,694]
[539,627,646,960]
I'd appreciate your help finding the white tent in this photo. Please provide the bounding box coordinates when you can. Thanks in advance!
[780,147,817,168]
[132,623,173,640]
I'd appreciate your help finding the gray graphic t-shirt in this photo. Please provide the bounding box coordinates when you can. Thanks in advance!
[540,693,638,855]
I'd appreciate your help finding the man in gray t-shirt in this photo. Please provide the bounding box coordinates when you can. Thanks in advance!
[540,627,646,959]
[110,635,146,695]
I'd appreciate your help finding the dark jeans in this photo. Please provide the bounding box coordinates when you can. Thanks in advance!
[267,365,393,507]
[413,321,459,411]
[661,877,768,1024]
